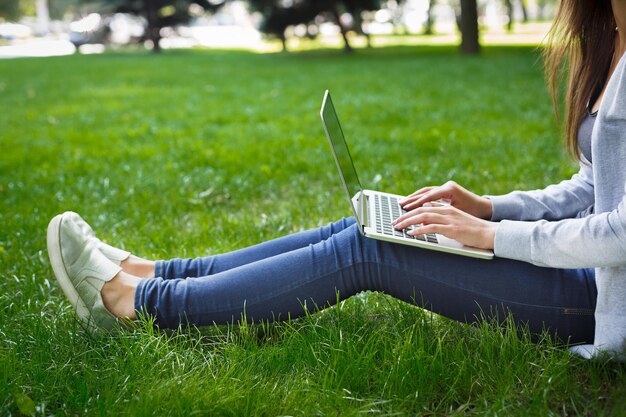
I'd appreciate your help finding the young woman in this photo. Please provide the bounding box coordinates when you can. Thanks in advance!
[47,0,626,359]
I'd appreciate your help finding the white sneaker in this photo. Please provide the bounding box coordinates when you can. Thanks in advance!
[47,212,123,331]
[64,212,130,265]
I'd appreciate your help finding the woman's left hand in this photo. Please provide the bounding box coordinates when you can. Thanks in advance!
[391,204,497,250]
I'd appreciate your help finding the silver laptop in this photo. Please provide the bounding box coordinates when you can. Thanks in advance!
[320,90,494,260]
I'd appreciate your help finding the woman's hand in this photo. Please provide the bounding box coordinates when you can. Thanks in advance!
[391,204,497,250]
[399,181,493,220]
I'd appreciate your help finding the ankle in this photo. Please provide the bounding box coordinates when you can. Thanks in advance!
[102,272,139,319]
[120,255,156,278]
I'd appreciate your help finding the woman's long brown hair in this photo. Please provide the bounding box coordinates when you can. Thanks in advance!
[544,0,616,160]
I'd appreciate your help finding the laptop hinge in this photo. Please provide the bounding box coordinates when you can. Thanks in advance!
[358,192,369,230]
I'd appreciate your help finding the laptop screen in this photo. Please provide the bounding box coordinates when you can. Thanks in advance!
[320,90,364,219]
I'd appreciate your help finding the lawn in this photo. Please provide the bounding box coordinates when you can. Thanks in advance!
[1,45,625,416]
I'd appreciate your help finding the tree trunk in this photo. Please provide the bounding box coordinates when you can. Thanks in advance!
[144,0,161,53]
[36,0,50,35]
[520,0,528,22]
[352,11,371,48]
[459,0,479,55]
[332,7,353,53]
[504,0,513,32]
[423,0,436,35]
[280,33,288,52]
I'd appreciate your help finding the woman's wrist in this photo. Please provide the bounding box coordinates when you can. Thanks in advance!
[475,197,494,220]
[483,221,497,250]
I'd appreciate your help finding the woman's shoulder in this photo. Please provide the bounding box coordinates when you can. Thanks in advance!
[600,52,626,121]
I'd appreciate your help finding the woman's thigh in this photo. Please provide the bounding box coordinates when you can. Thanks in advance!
[370,237,597,343]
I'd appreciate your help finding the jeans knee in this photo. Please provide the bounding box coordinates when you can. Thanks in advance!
[331,217,356,232]
[341,223,379,264]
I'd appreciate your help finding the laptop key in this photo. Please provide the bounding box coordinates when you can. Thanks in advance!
[426,234,438,243]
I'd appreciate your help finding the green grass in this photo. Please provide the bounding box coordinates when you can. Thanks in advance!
[1,45,626,416]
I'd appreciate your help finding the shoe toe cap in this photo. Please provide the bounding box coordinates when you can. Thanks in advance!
[65,211,96,238]
[59,215,91,265]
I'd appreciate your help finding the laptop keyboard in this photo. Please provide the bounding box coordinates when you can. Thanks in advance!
[373,194,438,244]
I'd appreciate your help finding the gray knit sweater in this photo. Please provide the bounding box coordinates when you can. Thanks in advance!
[488,52,626,359]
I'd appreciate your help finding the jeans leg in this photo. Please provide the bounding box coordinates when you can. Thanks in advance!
[155,217,356,279]
[136,222,596,343]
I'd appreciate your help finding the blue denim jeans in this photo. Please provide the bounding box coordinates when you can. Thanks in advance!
[135,217,597,343]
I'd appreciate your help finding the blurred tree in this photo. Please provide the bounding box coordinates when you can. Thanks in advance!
[82,0,225,52]
[249,0,318,52]
[0,0,71,22]
[35,0,50,34]
[341,0,381,49]
[0,0,21,20]
[536,0,557,20]
[249,0,382,53]
[503,0,528,32]
[325,0,354,52]
[388,0,407,35]
[459,0,478,54]
[49,0,81,19]
[503,0,513,32]
[520,0,528,22]
[423,0,435,35]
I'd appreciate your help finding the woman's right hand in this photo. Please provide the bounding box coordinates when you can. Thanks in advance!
[399,181,494,220]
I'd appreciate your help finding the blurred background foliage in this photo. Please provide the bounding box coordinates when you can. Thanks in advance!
[0,0,560,55]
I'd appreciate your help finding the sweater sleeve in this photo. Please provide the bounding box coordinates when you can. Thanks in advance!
[493,180,626,268]
[487,160,595,222]
[493,53,626,269]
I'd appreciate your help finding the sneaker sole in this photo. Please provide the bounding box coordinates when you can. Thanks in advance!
[47,213,93,325]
